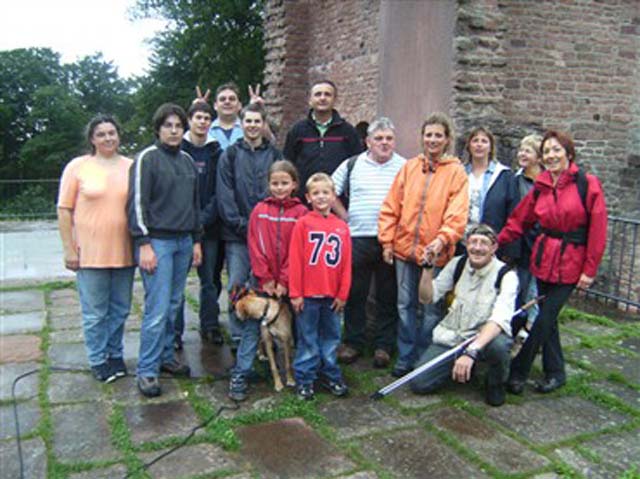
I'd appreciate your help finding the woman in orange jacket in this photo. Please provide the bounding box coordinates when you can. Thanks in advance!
[378,112,469,377]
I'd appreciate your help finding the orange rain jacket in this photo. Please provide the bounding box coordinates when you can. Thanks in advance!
[378,154,469,267]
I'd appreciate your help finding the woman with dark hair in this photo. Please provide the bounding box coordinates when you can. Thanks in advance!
[461,126,518,256]
[378,112,469,378]
[127,103,202,398]
[498,130,607,394]
[57,115,135,383]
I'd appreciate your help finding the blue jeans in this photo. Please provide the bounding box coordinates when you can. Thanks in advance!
[76,267,135,367]
[231,320,261,376]
[136,236,193,377]
[395,259,444,370]
[516,266,539,323]
[410,333,513,394]
[293,298,343,385]
[225,241,251,345]
[175,238,223,336]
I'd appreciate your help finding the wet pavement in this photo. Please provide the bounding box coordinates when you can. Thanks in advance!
[0,276,639,479]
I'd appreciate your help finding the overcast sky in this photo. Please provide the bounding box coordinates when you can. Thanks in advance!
[0,0,167,78]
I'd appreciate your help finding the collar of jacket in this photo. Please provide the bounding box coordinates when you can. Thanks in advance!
[263,196,304,208]
[155,140,181,155]
[535,161,580,191]
[305,109,344,127]
[235,138,272,151]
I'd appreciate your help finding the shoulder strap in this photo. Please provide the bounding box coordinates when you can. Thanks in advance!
[343,154,359,199]
[575,168,588,213]
[452,254,467,288]
[494,263,513,293]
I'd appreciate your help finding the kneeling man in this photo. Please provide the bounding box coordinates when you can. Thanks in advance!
[411,224,517,406]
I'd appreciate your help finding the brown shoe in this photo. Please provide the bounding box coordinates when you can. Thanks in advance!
[337,344,360,364]
[373,349,391,369]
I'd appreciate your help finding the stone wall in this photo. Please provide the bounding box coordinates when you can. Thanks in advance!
[263,0,640,218]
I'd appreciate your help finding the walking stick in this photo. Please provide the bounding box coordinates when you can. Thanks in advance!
[370,295,545,400]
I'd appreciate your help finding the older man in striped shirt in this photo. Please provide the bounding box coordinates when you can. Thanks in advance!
[332,118,406,368]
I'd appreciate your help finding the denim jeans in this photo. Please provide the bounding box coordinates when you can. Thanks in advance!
[175,238,223,336]
[410,333,512,394]
[225,241,252,345]
[76,267,135,367]
[293,298,343,385]
[395,259,444,370]
[136,236,193,377]
[343,237,398,353]
[516,266,539,323]
[231,319,261,376]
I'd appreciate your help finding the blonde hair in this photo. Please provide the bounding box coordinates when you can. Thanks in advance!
[421,112,455,155]
[520,134,543,157]
[305,172,334,193]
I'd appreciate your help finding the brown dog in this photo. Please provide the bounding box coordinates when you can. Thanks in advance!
[231,287,295,392]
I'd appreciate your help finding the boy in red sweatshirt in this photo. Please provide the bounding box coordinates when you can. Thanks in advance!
[289,173,352,400]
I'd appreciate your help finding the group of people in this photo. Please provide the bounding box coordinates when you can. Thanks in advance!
[57,79,608,406]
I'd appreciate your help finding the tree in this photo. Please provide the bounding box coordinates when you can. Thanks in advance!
[131,0,265,138]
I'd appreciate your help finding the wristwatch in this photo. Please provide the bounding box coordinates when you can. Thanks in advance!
[463,346,481,361]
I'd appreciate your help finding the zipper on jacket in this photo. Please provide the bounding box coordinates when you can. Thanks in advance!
[275,204,284,282]
[410,170,433,262]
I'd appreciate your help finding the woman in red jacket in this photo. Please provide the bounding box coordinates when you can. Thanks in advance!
[498,130,607,394]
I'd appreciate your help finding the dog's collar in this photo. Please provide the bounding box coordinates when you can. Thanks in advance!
[259,301,283,327]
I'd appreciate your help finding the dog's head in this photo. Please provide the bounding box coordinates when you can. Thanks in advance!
[229,285,252,308]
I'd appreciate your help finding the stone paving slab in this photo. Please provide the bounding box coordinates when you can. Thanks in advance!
[48,342,88,369]
[124,400,202,445]
[0,437,47,479]
[52,403,120,463]
[486,396,629,444]
[0,290,44,313]
[0,334,42,363]
[49,312,82,331]
[0,311,45,335]
[139,442,240,479]
[49,329,85,344]
[49,288,78,301]
[337,472,380,479]
[0,361,40,401]
[567,347,640,384]
[554,428,640,479]
[371,374,443,409]
[422,407,550,473]
[111,376,185,404]
[617,336,640,354]
[68,464,128,479]
[48,371,104,404]
[358,427,489,478]
[193,379,283,419]
[318,396,415,440]
[237,417,356,479]
[176,330,236,378]
[591,380,640,409]
[561,320,619,337]
[0,399,41,440]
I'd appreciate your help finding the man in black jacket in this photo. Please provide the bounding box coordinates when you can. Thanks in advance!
[283,80,363,199]
[174,102,225,349]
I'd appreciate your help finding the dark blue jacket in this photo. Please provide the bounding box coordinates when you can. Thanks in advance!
[182,134,222,239]
[283,109,364,199]
[511,169,541,268]
[216,138,282,242]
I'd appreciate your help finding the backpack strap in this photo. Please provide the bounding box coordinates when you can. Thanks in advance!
[342,154,359,199]
[532,167,589,213]
[494,263,514,293]
[452,254,467,289]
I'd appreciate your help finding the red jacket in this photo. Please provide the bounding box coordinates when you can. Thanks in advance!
[498,162,607,284]
[288,211,352,301]
[247,196,308,289]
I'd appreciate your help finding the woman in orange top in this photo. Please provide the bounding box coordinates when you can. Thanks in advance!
[57,115,135,384]
[378,112,469,377]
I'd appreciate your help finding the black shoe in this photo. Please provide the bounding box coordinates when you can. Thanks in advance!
[296,383,315,400]
[108,357,127,379]
[160,360,191,377]
[91,363,117,383]
[201,329,224,346]
[391,364,411,378]
[535,377,565,394]
[137,376,161,397]
[507,378,525,395]
[173,336,183,351]
[228,374,248,402]
[319,377,349,397]
[485,382,506,407]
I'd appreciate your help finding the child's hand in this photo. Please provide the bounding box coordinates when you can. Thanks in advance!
[291,297,304,313]
[275,283,288,298]
[331,298,346,313]
[262,280,276,296]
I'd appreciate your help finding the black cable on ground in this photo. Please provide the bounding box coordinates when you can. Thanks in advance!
[10,366,240,479]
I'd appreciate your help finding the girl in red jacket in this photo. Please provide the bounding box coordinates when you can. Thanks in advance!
[498,130,607,395]
[229,160,307,401]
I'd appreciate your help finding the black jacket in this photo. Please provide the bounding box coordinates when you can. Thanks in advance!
[127,141,201,246]
[216,138,282,242]
[181,134,222,239]
[283,109,364,198]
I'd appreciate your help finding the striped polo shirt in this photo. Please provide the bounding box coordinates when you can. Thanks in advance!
[332,151,405,237]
